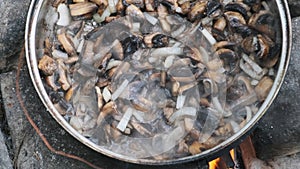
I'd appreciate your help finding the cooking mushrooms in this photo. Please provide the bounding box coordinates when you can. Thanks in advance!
[38,0,281,160]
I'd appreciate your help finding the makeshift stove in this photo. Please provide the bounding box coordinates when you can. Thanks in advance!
[206,136,257,169]
[0,0,295,168]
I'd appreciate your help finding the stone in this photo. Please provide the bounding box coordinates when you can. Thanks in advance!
[252,17,300,160]
[0,0,31,72]
[0,131,13,169]
[268,153,300,169]
[288,0,300,17]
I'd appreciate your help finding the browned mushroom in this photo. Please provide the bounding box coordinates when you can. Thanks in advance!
[189,141,205,155]
[224,11,246,27]
[255,76,273,101]
[69,2,98,16]
[91,0,108,7]
[188,1,207,21]
[213,17,227,32]
[38,55,58,76]
[57,60,71,91]
[248,10,275,38]
[57,31,77,56]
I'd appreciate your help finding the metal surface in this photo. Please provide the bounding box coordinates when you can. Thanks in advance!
[25,0,292,165]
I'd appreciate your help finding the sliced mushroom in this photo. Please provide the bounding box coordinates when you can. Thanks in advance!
[206,58,224,71]
[81,77,98,95]
[57,60,71,91]
[180,1,190,15]
[130,121,152,136]
[110,40,124,60]
[91,0,108,7]
[65,85,76,102]
[145,0,155,11]
[70,116,84,132]
[186,47,206,63]
[163,107,174,120]
[159,17,171,32]
[243,0,261,12]
[248,10,275,37]
[188,1,207,21]
[160,71,166,87]
[52,0,65,8]
[38,55,58,76]
[116,0,124,13]
[172,81,180,96]
[229,76,258,111]
[73,0,89,3]
[224,11,246,28]
[213,17,227,32]
[131,97,152,112]
[69,2,98,16]
[214,122,233,136]
[144,33,161,48]
[172,76,195,83]
[241,35,258,54]
[189,141,205,155]
[95,86,104,110]
[206,0,221,16]
[126,4,144,18]
[212,41,235,52]
[151,34,169,48]
[179,82,198,93]
[45,74,60,91]
[97,101,115,125]
[254,76,273,101]
[224,2,250,20]
[57,31,77,56]
[157,4,168,18]
[177,140,189,154]
[125,0,144,8]
[256,34,272,59]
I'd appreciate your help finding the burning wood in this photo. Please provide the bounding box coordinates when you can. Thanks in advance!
[240,137,272,169]
[209,157,227,169]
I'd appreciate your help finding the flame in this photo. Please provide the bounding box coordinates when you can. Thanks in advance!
[209,158,221,169]
[209,149,235,169]
[230,149,235,160]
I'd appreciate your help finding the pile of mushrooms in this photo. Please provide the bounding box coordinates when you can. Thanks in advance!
[38,0,280,160]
